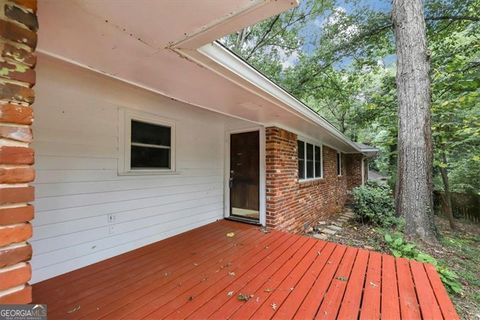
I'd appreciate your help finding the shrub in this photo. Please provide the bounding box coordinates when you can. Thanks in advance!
[384,233,463,294]
[352,181,397,227]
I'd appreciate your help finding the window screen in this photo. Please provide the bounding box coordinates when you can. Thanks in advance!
[315,146,322,178]
[337,152,342,176]
[297,140,305,179]
[306,143,314,178]
[298,140,323,180]
[130,120,171,169]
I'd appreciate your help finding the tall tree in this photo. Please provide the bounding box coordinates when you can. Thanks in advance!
[392,0,437,242]
[222,0,479,238]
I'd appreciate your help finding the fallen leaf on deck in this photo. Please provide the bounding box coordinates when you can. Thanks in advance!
[264,288,273,293]
[67,305,81,314]
[228,271,236,276]
[188,296,193,301]
[271,303,277,310]
[227,291,234,297]
[237,293,252,302]
[226,232,235,237]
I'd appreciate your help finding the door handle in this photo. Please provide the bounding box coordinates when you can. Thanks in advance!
[229,170,234,188]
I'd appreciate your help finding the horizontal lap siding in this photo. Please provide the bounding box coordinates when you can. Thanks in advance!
[30,56,232,283]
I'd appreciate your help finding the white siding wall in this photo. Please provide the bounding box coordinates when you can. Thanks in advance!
[31,55,251,283]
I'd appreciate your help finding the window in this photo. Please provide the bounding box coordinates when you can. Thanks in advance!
[337,151,342,176]
[131,120,171,169]
[120,110,175,174]
[306,143,314,178]
[315,146,322,178]
[297,139,323,180]
[297,140,305,180]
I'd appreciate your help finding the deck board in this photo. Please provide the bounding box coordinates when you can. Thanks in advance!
[32,220,459,320]
[100,230,264,319]
[397,258,422,320]
[381,254,401,320]
[336,249,369,320]
[228,238,317,320]
[359,251,382,320]
[316,246,358,320]
[49,223,239,318]
[294,244,347,319]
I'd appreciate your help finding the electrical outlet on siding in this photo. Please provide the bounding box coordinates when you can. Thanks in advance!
[107,214,116,223]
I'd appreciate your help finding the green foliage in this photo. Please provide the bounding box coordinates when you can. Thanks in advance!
[384,233,463,294]
[351,181,397,227]
[222,0,480,196]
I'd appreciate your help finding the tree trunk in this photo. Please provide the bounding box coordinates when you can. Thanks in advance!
[393,0,437,242]
[439,151,455,229]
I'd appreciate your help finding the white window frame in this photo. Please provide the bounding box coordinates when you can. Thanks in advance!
[297,139,323,181]
[337,151,343,176]
[119,109,176,175]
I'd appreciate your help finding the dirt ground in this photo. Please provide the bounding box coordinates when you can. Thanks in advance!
[310,215,480,320]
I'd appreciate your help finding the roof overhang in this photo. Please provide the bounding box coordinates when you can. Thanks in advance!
[178,42,365,153]
[37,0,372,154]
[352,142,379,157]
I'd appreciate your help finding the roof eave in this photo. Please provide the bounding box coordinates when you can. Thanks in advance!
[173,41,364,153]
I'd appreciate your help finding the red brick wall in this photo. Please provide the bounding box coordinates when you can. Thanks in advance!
[265,127,362,233]
[0,0,37,304]
[346,153,364,191]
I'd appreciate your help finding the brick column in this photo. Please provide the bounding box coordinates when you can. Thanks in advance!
[0,0,37,304]
[265,127,298,230]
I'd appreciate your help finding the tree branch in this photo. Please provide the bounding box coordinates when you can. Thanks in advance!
[245,15,280,61]
[426,15,480,22]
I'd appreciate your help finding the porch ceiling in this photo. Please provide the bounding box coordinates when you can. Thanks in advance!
[38,0,361,153]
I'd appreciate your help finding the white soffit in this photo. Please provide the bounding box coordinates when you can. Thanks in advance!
[37,0,362,153]
[189,42,362,152]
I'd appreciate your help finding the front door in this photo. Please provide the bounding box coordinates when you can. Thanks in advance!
[230,131,260,221]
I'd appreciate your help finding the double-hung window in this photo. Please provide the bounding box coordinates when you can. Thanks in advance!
[297,139,322,180]
[120,110,175,174]
[298,141,305,179]
[337,151,342,176]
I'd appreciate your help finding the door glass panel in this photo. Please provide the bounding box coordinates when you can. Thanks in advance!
[230,131,260,221]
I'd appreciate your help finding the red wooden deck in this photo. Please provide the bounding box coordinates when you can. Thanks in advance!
[32,220,458,320]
